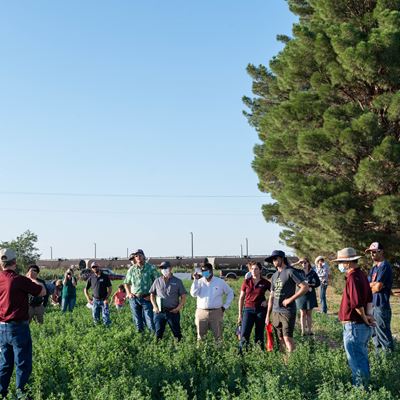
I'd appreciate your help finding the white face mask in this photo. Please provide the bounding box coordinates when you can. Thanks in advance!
[338,263,346,273]
[161,268,171,277]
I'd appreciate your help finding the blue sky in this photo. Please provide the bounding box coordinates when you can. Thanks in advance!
[0,1,297,259]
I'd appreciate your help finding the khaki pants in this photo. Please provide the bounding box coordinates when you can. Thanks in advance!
[28,304,45,324]
[195,308,224,340]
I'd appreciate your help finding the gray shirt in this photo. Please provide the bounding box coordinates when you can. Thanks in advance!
[271,267,303,314]
[149,275,187,309]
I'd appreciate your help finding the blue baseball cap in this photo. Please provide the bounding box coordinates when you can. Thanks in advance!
[265,250,286,263]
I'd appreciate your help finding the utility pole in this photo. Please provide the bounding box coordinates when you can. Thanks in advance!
[50,246,53,260]
[94,242,97,258]
[240,244,243,258]
[245,237,249,257]
[190,232,194,259]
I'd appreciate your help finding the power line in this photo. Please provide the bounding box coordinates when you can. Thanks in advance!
[0,191,265,199]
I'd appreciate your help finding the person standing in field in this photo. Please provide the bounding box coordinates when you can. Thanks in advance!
[190,263,234,341]
[0,248,46,400]
[84,262,112,326]
[61,269,77,312]
[27,265,49,324]
[237,261,270,352]
[365,242,394,352]
[150,261,187,341]
[314,256,329,313]
[124,249,159,333]
[112,284,126,310]
[265,250,309,352]
[335,247,374,387]
[51,280,63,306]
[293,258,320,336]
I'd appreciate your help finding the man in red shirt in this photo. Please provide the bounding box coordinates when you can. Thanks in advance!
[0,248,46,399]
[335,247,374,387]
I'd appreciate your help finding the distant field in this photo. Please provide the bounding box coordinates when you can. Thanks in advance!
[20,279,400,399]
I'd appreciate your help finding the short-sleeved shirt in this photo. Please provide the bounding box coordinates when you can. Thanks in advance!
[271,267,303,314]
[339,268,372,323]
[150,275,187,309]
[241,278,271,308]
[86,273,112,300]
[368,260,393,308]
[114,291,126,306]
[0,269,43,322]
[124,263,159,295]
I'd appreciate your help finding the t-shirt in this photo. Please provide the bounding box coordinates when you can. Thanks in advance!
[150,275,187,309]
[241,278,271,308]
[114,291,126,306]
[338,268,372,323]
[0,269,43,322]
[271,267,303,314]
[368,260,393,308]
[86,273,112,300]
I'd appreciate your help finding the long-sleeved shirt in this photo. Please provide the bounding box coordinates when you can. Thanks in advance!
[190,276,234,310]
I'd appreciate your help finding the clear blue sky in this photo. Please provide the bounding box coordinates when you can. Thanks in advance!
[0,1,297,259]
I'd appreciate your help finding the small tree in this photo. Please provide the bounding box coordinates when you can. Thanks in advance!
[0,230,41,272]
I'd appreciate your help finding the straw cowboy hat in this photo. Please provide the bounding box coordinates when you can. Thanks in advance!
[332,247,362,262]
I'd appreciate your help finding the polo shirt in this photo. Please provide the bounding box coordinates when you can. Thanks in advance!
[241,278,271,308]
[0,269,43,322]
[338,268,372,323]
[149,275,187,309]
[124,263,159,295]
[368,260,393,308]
[86,273,112,300]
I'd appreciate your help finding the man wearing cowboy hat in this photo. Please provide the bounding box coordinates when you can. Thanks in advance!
[335,247,374,387]
[365,242,394,352]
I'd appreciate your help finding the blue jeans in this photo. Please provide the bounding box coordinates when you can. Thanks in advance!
[92,299,111,326]
[343,323,372,387]
[153,311,182,340]
[129,297,155,333]
[319,284,328,313]
[0,322,32,398]
[61,296,76,312]
[372,306,394,352]
[239,307,267,352]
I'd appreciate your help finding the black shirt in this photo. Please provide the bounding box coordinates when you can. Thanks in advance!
[86,273,112,300]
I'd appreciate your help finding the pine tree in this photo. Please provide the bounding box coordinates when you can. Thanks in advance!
[243,0,400,260]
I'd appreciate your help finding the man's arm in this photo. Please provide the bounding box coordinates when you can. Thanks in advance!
[238,290,245,323]
[265,291,274,324]
[104,285,112,303]
[190,277,201,297]
[355,306,375,326]
[222,282,234,309]
[282,282,309,307]
[171,293,186,313]
[150,293,159,313]
[26,270,47,297]
[84,287,92,304]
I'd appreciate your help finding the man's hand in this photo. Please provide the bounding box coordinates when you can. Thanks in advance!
[127,292,135,299]
[237,315,242,324]
[365,315,376,327]
[193,273,201,280]
[153,307,160,314]
[261,300,267,308]
[104,299,108,305]
[265,316,270,325]
[370,282,383,293]
[282,298,291,308]
[170,306,181,314]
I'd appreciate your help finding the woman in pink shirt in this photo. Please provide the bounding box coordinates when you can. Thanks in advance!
[112,285,126,310]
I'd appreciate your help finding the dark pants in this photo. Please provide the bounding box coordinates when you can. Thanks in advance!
[372,306,394,352]
[239,307,267,351]
[129,297,155,333]
[319,284,328,313]
[154,311,182,340]
[0,322,32,398]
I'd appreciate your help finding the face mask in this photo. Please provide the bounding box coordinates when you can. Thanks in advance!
[161,269,171,278]
[202,270,211,279]
[338,263,346,273]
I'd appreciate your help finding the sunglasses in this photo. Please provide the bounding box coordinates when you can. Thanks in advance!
[370,251,380,255]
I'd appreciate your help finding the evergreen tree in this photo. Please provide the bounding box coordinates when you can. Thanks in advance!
[244,0,400,260]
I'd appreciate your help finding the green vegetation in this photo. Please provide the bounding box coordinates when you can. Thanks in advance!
[7,280,399,399]
[243,0,400,259]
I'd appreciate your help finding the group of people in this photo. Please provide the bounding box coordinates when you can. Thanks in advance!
[0,241,395,398]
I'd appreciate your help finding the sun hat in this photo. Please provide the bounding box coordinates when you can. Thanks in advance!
[332,247,362,262]
[314,256,324,265]
[265,250,285,263]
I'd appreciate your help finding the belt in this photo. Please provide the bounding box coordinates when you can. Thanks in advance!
[0,320,28,325]
[342,321,364,325]
[161,307,175,312]
[134,293,150,298]
[199,308,221,311]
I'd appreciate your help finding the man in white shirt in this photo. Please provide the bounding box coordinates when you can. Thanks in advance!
[190,263,234,341]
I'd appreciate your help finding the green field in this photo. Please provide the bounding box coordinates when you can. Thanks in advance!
[16,280,400,400]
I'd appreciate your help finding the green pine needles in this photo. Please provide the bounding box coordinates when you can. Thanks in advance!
[243,0,400,259]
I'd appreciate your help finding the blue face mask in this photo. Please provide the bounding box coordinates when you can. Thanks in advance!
[338,263,346,273]
[202,270,211,279]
